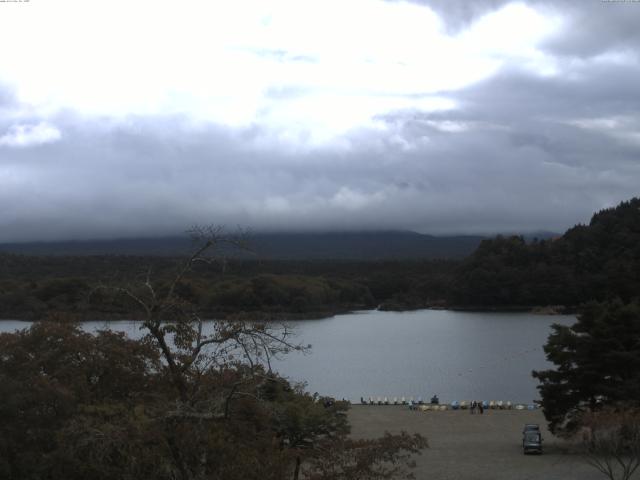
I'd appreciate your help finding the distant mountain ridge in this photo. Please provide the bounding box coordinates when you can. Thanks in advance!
[0,231,490,260]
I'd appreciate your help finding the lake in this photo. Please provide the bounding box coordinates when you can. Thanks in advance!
[1,309,575,404]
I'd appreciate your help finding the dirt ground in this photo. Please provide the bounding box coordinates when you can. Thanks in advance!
[348,405,606,480]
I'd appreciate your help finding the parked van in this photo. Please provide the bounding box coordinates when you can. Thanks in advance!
[522,424,543,454]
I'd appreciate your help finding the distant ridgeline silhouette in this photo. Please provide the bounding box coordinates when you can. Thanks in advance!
[0,231,489,260]
[4,197,637,317]
[450,197,640,307]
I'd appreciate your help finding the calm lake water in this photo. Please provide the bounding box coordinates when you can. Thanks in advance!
[1,309,575,404]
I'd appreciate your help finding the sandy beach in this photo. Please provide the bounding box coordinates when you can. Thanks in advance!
[348,406,605,480]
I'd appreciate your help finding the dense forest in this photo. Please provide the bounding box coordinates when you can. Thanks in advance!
[0,255,455,320]
[451,198,640,308]
[0,197,638,320]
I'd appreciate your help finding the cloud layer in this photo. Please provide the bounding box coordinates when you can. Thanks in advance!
[0,0,639,242]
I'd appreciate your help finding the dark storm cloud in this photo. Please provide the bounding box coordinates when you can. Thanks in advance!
[399,0,512,32]
[442,63,640,169]
[403,1,640,57]
[538,1,640,57]
[1,62,639,244]
[2,2,640,242]
[371,60,640,226]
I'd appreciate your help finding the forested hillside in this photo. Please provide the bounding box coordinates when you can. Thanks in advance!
[451,198,640,308]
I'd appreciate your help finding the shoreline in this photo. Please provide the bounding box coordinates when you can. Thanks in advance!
[0,304,577,322]
[381,304,575,315]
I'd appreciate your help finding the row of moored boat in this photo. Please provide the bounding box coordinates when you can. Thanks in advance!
[360,397,539,410]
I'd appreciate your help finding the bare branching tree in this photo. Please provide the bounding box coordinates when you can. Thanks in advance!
[581,408,640,480]
[99,226,306,405]
[91,227,314,479]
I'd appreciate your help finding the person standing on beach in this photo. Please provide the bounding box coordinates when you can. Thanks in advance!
[470,400,476,414]
[478,401,484,414]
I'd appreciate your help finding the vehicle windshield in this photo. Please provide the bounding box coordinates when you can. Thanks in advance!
[525,433,541,443]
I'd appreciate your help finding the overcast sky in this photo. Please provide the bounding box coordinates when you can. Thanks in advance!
[1,0,639,242]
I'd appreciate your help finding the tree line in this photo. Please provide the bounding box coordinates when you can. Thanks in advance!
[0,256,456,320]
